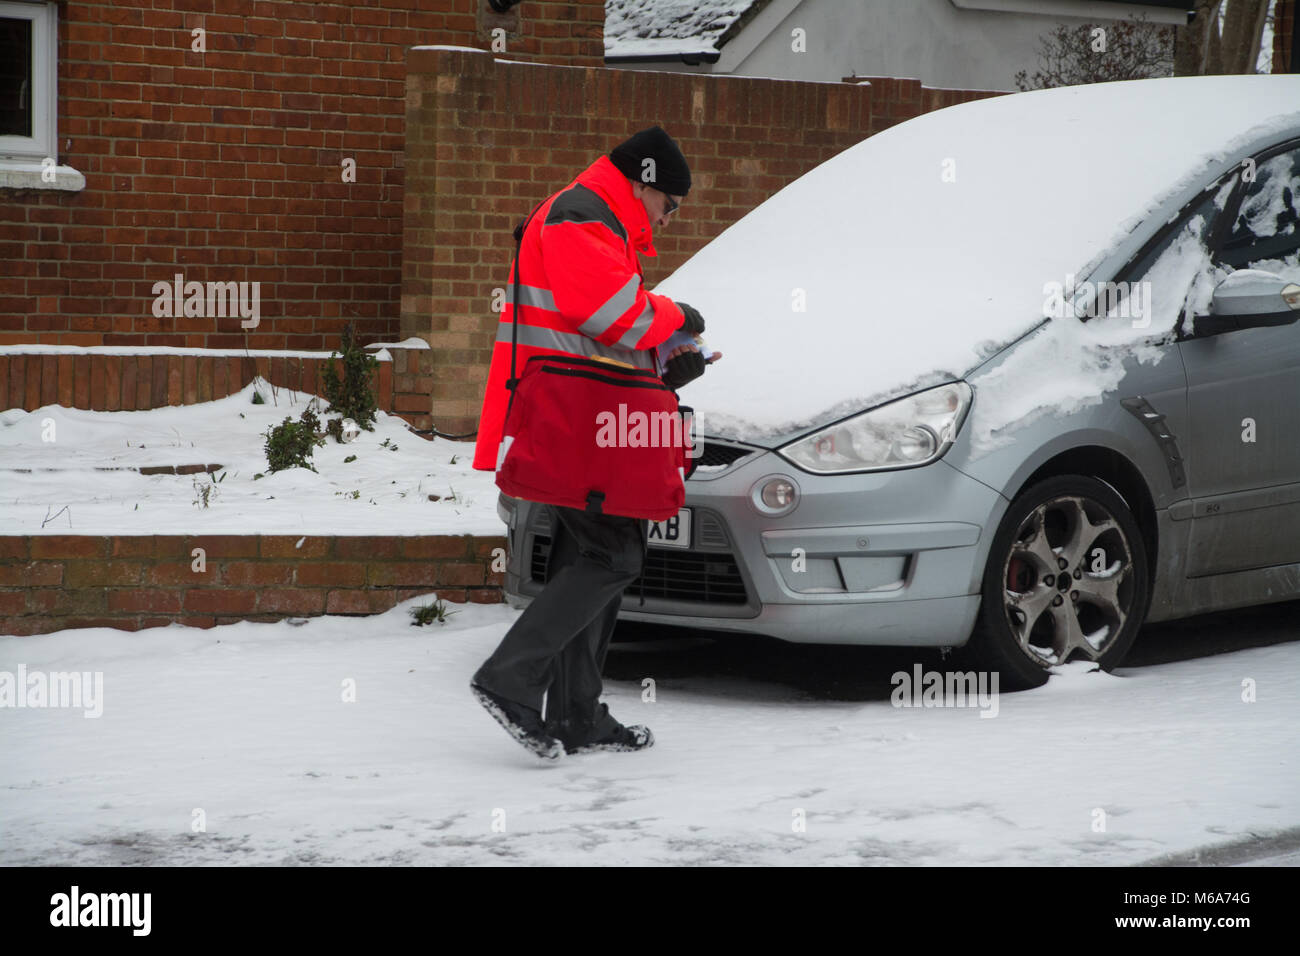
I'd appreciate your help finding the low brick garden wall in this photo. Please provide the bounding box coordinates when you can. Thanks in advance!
[0,348,392,415]
[0,534,506,636]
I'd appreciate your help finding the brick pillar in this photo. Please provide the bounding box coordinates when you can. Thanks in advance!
[401,47,502,436]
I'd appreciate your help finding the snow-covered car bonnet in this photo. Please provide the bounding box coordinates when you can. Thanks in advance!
[652,75,1300,443]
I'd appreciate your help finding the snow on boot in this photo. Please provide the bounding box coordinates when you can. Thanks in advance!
[568,722,655,754]
[470,682,564,761]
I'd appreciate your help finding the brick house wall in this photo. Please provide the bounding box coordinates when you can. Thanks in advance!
[0,0,605,354]
[400,49,1006,434]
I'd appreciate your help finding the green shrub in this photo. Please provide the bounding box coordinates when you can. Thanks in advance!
[264,409,325,473]
[321,322,378,431]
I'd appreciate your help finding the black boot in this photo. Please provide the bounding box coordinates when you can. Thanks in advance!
[568,722,655,754]
[560,703,654,754]
[470,682,564,761]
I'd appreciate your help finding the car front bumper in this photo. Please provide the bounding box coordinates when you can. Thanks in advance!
[500,443,1008,647]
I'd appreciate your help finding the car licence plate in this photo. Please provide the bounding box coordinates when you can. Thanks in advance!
[647,509,691,549]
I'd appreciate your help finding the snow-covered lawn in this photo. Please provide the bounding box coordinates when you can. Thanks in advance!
[0,380,501,536]
[2,600,1295,865]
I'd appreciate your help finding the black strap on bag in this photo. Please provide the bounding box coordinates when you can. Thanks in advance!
[637,517,650,607]
[504,202,545,423]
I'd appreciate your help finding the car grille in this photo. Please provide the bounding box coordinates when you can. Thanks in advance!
[529,534,749,605]
[695,442,753,468]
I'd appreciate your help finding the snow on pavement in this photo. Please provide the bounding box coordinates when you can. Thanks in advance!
[2,601,1295,866]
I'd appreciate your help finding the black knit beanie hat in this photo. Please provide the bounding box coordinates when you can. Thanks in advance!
[609,126,691,196]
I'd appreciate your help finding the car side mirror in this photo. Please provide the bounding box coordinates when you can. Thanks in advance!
[1188,270,1300,338]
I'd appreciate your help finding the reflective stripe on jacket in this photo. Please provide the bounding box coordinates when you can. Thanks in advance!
[472,156,684,470]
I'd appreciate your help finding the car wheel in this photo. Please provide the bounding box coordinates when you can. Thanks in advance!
[969,475,1150,690]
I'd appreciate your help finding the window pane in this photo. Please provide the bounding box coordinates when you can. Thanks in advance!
[1103,177,1235,333]
[1220,147,1300,269]
[0,16,33,138]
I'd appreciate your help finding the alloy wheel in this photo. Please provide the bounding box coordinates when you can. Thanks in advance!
[1000,493,1136,667]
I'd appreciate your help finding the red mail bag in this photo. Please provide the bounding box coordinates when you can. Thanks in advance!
[495,354,692,521]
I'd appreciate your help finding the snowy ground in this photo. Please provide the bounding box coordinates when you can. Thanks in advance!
[0,379,501,536]
[2,600,1296,866]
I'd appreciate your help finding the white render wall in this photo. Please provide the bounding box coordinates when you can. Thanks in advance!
[610,0,1188,92]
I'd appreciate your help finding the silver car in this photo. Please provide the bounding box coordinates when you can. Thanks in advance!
[497,76,1300,688]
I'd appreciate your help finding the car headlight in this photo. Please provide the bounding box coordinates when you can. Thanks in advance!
[778,382,972,474]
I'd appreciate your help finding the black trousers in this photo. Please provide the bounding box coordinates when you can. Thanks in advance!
[473,504,647,740]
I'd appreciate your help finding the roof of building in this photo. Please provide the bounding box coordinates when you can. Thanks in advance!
[604,0,769,60]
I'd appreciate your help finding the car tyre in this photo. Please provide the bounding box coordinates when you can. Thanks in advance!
[967,474,1150,690]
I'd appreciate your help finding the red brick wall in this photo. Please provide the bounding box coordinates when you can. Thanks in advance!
[0,533,507,636]
[0,343,439,434]
[0,347,394,413]
[0,0,604,352]
[400,49,1007,433]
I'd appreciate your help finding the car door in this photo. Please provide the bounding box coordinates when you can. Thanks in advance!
[1178,140,1300,577]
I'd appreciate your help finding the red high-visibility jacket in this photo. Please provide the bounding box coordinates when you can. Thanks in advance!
[472,156,685,471]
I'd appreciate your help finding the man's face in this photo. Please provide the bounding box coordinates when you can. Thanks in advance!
[634,182,683,229]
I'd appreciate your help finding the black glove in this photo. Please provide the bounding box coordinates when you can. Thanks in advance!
[676,302,705,336]
[662,349,706,391]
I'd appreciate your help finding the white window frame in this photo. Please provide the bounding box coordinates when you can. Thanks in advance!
[0,0,57,161]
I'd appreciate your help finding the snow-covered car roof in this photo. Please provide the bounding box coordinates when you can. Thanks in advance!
[654,75,1300,441]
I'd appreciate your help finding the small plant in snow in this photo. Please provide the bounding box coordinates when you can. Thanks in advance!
[320,321,379,431]
[192,477,216,508]
[343,454,357,463]
[444,484,474,509]
[264,406,325,473]
[41,504,71,528]
[299,401,323,436]
[411,598,457,626]
[192,470,226,509]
